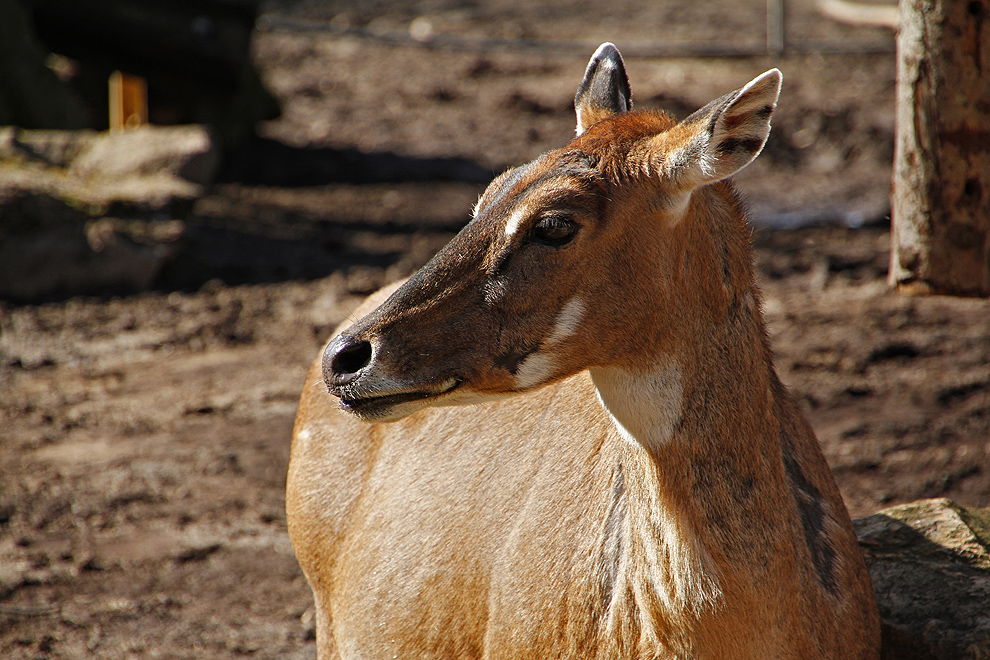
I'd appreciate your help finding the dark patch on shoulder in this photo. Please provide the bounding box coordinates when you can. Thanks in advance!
[781,433,839,598]
[721,243,734,292]
[598,464,626,615]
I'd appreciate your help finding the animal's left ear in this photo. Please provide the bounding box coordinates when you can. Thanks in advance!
[574,43,632,136]
[667,69,782,189]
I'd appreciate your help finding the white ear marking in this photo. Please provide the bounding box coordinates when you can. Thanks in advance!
[574,42,631,136]
[662,68,782,191]
[737,68,783,105]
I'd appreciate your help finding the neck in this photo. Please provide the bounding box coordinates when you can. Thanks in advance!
[587,296,781,653]
[590,287,775,458]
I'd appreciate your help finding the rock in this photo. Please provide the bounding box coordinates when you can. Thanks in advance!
[70,125,219,187]
[855,498,990,660]
[0,126,96,166]
[0,124,219,209]
[0,125,216,300]
[0,192,184,301]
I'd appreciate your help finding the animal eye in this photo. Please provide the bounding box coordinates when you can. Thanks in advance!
[530,215,577,246]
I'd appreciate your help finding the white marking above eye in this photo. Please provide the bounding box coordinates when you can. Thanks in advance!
[503,204,529,239]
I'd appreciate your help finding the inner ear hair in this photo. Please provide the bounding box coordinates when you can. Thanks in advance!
[667,69,782,189]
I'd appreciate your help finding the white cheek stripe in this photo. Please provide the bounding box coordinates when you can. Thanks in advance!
[514,352,557,390]
[509,296,585,391]
[547,297,585,344]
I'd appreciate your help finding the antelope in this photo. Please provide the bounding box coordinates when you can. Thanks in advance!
[287,44,881,660]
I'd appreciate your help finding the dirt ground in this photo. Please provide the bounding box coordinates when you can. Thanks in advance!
[2,1,989,658]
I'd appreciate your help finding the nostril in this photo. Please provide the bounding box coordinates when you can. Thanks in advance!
[330,339,373,377]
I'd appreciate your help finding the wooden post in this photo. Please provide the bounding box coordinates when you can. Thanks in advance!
[109,70,148,131]
[889,0,990,296]
[767,0,786,55]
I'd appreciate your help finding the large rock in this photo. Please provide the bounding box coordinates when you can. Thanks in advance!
[0,124,219,209]
[70,125,218,187]
[855,498,990,660]
[0,125,215,300]
[0,191,184,301]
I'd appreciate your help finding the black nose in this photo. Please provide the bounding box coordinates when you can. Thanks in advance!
[323,336,373,387]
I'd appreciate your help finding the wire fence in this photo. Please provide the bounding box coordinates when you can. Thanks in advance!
[257,0,896,59]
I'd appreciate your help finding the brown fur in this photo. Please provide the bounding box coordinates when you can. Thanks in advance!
[287,47,880,660]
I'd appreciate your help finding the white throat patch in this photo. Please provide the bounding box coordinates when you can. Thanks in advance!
[590,360,684,450]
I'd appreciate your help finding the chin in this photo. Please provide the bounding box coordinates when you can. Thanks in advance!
[337,386,517,424]
[337,397,429,423]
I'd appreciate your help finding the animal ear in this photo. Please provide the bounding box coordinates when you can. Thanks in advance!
[574,43,632,136]
[667,69,782,189]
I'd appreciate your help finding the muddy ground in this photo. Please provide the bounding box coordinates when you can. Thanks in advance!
[2,1,989,658]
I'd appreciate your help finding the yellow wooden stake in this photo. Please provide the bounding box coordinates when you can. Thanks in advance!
[109,70,148,131]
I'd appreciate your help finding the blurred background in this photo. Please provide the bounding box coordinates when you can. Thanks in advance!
[1,0,900,299]
[1,1,987,659]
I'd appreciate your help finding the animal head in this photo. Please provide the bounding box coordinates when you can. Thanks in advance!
[323,43,781,422]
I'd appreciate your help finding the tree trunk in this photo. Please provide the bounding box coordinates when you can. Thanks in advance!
[889,0,990,296]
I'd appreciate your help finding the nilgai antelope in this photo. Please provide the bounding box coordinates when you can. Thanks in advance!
[288,44,881,660]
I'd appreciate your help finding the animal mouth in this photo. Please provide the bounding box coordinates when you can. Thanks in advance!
[337,377,462,415]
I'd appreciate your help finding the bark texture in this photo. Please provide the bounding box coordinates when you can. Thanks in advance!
[890,0,990,296]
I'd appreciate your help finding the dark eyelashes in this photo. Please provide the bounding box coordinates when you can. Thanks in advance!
[528,214,578,247]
